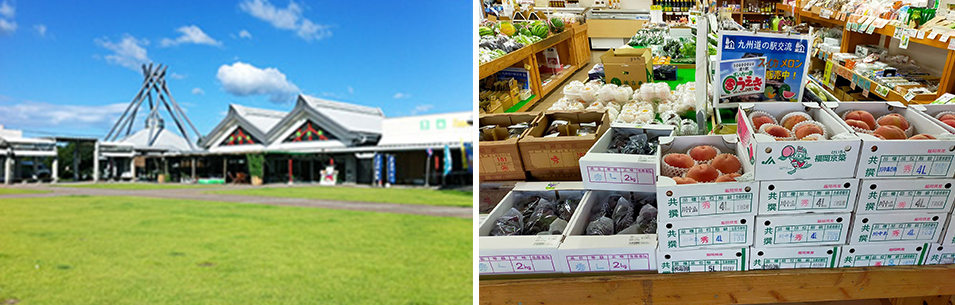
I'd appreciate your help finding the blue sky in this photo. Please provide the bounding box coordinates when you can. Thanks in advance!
[0,0,473,138]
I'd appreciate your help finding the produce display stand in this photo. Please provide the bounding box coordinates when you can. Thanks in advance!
[795,2,955,103]
[479,23,591,112]
[480,265,955,305]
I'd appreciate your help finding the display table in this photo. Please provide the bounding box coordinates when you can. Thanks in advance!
[480,265,955,305]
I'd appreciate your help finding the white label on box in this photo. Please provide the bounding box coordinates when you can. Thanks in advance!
[758,179,858,214]
[757,213,851,247]
[949,39,955,51]
[660,216,754,250]
[858,150,955,179]
[840,243,929,267]
[849,213,947,244]
[856,179,955,214]
[750,246,841,269]
[657,184,757,221]
[657,248,748,273]
[585,165,655,186]
[943,217,955,246]
[479,254,558,274]
[925,244,955,265]
[566,253,653,272]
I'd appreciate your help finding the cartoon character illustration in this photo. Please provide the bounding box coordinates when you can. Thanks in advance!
[778,145,811,175]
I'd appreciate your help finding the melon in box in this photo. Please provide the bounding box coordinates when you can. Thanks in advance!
[578,125,674,192]
[848,212,948,245]
[557,190,658,274]
[839,243,930,267]
[854,178,955,215]
[750,245,842,270]
[657,248,749,273]
[925,243,955,265]
[757,178,859,215]
[736,102,861,181]
[478,112,540,181]
[823,101,955,179]
[655,135,758,222]
[659,214,754,250]
[478,182,586,275]
[756,213,851,247]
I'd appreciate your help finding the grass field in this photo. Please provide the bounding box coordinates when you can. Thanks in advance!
[54,183,217,190]
[0,188,46,195]
[0,196,471,304]
[207,187,473,207]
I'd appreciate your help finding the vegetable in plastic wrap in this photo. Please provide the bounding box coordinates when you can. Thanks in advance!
[490,208,524,236]
[611,198,635,233]
[524,199,559,235]
[548,218,569,235]
[557,197,580,221]
[586,216,614,235]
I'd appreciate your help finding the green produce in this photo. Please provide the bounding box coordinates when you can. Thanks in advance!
[479,26,494,36]
[550,18,564,33]
[530,22,549,38]
[499,22,516,36]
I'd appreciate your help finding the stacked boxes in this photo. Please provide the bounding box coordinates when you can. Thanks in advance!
[737,102,863,270]
[655,135,755,273]
[825,101,955,267]
[908,103,955,265]
[478,113,540,181]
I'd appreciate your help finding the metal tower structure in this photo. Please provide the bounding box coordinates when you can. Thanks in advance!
[105,63,202,150]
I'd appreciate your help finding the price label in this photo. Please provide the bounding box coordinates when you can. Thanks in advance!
[850,74,858,90]
[862,87,870,97]
[900,35,910,49]
[917,30,925,39]
[873,18,889,28]
[929,31,939,39]
[903,91,916,102]
[829,70,837,89]
[821,9,831,19]
[866,23,877,34]
[940,35,950,43]
[875,85,890,97]
[893,26,905,39]
[949,38,955,51]
[824,61,833,86]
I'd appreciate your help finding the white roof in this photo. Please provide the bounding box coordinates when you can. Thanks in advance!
[119,128,196,152]
[376,112,472,148]
[231,104,286,134]
[300,95,383,134]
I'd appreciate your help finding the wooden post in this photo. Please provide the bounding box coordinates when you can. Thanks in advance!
[222,157,227,183]
[191,157,196,181]
[288,158,293,184]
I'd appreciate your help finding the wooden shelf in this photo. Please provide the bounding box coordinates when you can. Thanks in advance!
[480,265,955,305]
[827,61,935,104]
[799,10,846,27]
[540,65,578,98]
[479,46,535,79]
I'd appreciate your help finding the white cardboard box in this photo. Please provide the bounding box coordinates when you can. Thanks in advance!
[848,212,948,245]
[943,216,955,246]
[925,243,955,265]
[659,214,754,251]
[579,125,675,192]
[737,102,862,180]
[756,213,852,247]
[910,104,955,134]
[478,182,586,275]
[855,178,955,215]
[757,178,859,215]
[558,190,658,273]
[656,135,758,222]
[750,245,842,270]
[839,243,930,267]
[823,102,955,179]
[657,247,749,273]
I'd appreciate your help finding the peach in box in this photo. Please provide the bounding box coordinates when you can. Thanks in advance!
[845,110,876,130]
[664,154,695,169]
[689,146,718,161]
[877,113,910,130]
[685,164,720,183]
[845,119,871,131]
[874,125,906,140]
[794,124,824,139]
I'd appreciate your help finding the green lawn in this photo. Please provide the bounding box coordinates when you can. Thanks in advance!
[0,188,46,195]
[54,183,217,190]
[207,187,473,207]
[0,196,472,304]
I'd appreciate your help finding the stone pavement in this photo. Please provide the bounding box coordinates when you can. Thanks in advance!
[0,184,473,218]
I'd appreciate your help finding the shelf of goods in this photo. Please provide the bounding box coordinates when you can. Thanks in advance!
[480,265,955,304]
[796,2,955,103]
[480,23,591,112]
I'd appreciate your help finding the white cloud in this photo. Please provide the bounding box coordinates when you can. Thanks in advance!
[347,86,354,94]
[0,101,128,129]
[191,87,205,95]
[96,35,150,71]
[33,24,46,36]
[239,0,331,41]
[238,29,252,39]
[0,0,15,34]
[160,25,221,47]
[393,92,411,99]
[216,61,300,103]
[410,104,434,115]
[168,72,186,80]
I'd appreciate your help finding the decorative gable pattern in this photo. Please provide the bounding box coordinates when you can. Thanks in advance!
[284,120,336,143]
[220,127,260,146]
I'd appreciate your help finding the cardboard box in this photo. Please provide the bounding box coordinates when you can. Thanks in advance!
[518,111,610,178]
[847,92,867,101]
[479,113,540,181]
[656,135,758,222]
[757,178,859,215]
[911,104,955,134]
[925,243,955,264]
[659,214,754,251]
[848,212,948,245]
[750,245,842,270]
[600,48,653,90]
[579,125,675,192]
[854,178,955,214]
[736,102,862,180]
[755,213,852,247]
[557,190,658,273]
[943,216,955,246]
[839,243,930,267]
[478,182,587,275]
[824,102,955,179]
[657,248,749,273]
